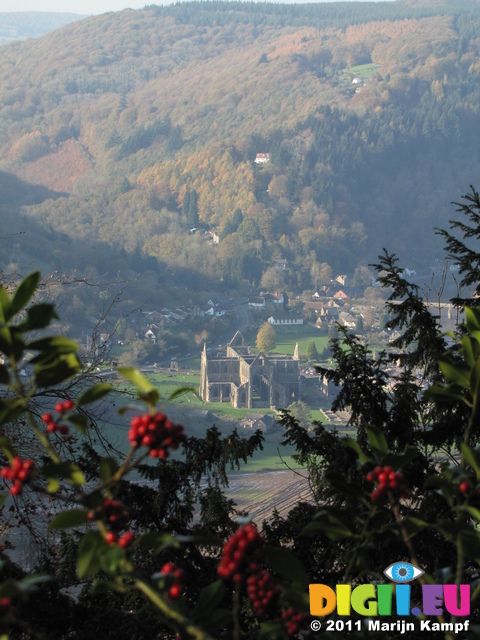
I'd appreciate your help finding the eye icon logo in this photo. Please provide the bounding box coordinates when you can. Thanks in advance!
[384,562,424,583]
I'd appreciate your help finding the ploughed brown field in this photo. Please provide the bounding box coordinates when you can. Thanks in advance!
[226,470,311,523]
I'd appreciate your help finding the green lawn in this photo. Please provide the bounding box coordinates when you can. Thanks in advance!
[269,326,329,357]
[345,62,381,78]
[310,409,328,423]
[144,371,278,419]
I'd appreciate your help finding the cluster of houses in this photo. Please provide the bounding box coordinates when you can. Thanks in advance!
[130,295,232,345]
[248,275,367,329]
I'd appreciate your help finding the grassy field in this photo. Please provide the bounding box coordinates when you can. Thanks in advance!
[144,371,279,420]
[346,62,381,78]
[247,325,330,357]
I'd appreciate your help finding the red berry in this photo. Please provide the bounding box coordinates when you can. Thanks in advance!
[161,563,176,574]
[119,532,135,548]
[460,481,470,494]
[10,483,21,496]
[105,532,118,544]
[168,584,182,599]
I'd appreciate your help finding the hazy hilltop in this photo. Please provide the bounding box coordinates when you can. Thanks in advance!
[0,12,85,45]
[1,1,480,299]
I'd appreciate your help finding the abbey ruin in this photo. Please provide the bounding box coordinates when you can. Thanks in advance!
[199,332,301,409]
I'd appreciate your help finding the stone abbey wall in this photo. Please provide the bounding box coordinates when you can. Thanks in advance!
[199,332,301,409]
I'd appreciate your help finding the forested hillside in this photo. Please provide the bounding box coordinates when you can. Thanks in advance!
[1,0,480,301]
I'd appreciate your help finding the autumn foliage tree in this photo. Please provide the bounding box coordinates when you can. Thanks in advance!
[256,322,276,353]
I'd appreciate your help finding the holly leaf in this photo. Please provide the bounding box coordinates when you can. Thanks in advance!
[77,532,102,579]
[100,458,119,483]
[118,368,159,405]
[192,580,225,621]
[77,384,112,407]
[10,272,40,317]
[49,509,90,531]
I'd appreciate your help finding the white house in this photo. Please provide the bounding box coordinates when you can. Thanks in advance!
[248,297,266,310]
[268,315,303,326]
[254,153,271,164]
[206,307,226,317]
[145,328,156,344]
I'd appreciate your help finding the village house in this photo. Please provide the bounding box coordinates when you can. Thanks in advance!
[304,301,325,314]
[248,296,266,311]
[273,258,288,270]
[338,311,356,328]
[241,413,277,433]
[315,307,340,326]
[316,285,336,298]
[333,290,348,301]
[145,328,156,344]
[261,291,284,305]
[254,153,271,164]
[205,306,226,317]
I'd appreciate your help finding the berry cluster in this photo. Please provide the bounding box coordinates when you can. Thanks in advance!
[128,413,187,458]
[217,524,264,582]
[218,525,311,628]
[88,499,134,547]
[1,457,35,495]
[105,530,135,548]
[246,570,280,616]
[282,608,310,636]
[41,399,75,435]
[366,466,408,503]
[160,563,184,600]
[88,498,130,530]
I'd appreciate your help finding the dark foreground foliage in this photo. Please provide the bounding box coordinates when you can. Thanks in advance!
[1,188,480,638]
